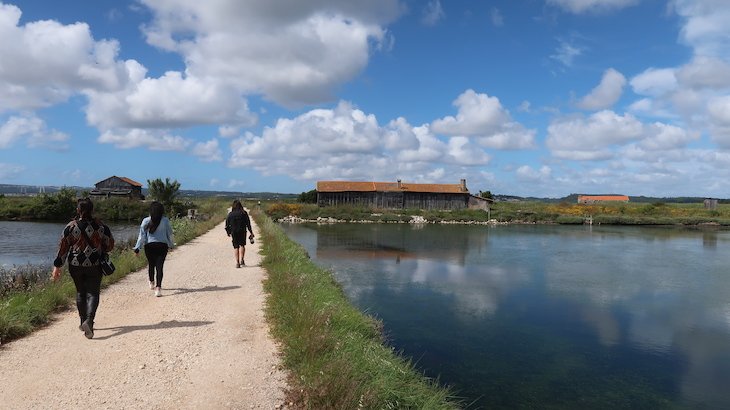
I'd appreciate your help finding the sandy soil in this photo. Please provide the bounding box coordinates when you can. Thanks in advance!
[0,217,289,409]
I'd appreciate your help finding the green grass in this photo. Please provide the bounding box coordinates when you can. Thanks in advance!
[0,198,230,345]
[253,210,460,409]
[263,201,730,226]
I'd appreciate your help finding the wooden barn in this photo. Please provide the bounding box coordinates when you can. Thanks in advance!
[316,179,480,210]
[90,176,144,199]
[577,195,629,204]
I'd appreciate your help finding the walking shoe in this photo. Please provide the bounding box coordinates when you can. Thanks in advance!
[155,287,161,297]
[240,260,245,266]
[149,281,155,290]
[81,319,94,339]
[236,263,240,268]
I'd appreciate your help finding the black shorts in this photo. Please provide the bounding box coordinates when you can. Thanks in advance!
[231,231,246,248]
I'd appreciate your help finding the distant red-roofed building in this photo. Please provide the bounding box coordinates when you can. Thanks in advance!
[90,176,145,199]
[577,195,629,204]
[316,179,489,210]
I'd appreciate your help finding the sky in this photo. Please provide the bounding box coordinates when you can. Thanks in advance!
[0,0,729,198]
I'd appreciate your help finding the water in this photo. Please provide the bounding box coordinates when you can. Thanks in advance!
[0,220,139,269]
[280,223,730,409]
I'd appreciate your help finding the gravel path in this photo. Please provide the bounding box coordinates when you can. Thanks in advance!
[0,217,289,409]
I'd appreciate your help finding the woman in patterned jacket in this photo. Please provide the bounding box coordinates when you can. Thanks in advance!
[52,197,114,339]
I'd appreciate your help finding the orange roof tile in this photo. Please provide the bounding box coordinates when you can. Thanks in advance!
[118,176,143,187]
[317,180,467,194]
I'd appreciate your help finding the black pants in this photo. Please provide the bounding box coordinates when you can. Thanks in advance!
[69,265,103,324]
[145,242,169,287]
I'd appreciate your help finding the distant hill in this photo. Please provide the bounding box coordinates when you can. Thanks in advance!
[492,193,728,204]
[0,184,297,200]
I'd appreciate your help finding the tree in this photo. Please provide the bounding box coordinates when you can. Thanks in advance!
[298,189,318,203]
[147,177,181,208]
[479,190,493,200]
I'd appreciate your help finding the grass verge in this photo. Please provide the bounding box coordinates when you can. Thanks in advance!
[0,198,229,345]
[253,210,461,409]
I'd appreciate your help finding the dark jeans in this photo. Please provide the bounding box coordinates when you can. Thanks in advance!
[145,242,169,287]
[69,265,103,324]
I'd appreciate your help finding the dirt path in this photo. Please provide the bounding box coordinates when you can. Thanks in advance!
[0,217,288,409]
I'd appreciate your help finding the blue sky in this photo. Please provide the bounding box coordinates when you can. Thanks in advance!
[1,0,729,197]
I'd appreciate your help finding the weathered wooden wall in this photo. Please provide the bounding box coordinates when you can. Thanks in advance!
[317,191,468,210]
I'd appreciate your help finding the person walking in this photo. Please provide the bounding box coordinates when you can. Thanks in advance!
[133,201,174,297]
[52,197,115,339]
[225,200,254,268]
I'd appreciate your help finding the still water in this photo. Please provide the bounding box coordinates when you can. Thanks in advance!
[280,223,730,409]
[0,221,139,268]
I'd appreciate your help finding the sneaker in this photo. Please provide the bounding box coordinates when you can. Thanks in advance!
[155,287,161,297]
[240,260,245,266]
[81,319,94,339]
[236,263,240,268]
[149,281,155,290]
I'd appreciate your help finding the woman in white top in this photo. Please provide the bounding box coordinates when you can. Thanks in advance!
[134,201,174,297]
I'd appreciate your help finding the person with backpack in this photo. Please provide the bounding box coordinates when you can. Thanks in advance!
[225,200,254,268]
[52,197,115,339]
[133,201,175,297]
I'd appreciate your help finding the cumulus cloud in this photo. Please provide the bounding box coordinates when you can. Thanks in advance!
[431,89,536,149]
[421,0,445,26]
[516,165,552,181]
[191,139,223,162]
[228,100,491,182]
[0,3,128,111]
[630,68,678,97]
[0,114,69,150]
[676,56,730,90]
[546,110,645,160]
[674,0,730,58]
[547,0,639,14]
[98,128,190,151]
[577,68,627,110]
[139,0,402,107]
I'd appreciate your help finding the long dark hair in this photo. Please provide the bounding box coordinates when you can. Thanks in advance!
[232,200,243,212]
[147,201,165,233]
[76,198,94,221]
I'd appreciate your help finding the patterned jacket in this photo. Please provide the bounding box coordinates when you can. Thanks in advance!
[53,218,115,268]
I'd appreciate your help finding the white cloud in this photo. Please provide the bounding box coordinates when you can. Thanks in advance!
[228,100,491,183]
[98,128,190,151]
[191,139,223,162]
[218,126,240,138]
[546,110,644,159]
[0,114,69,150]
[421,0,445,26]
[547,0,640,14]
[431,89,536,149]
[0,3,129,111]
[550,39,583,68]
[676,56,730,90]
[630,68,678,97]
[139,0,401,107]
[577,68,627,110]
[516,165,552,181]
[674,0,730,58]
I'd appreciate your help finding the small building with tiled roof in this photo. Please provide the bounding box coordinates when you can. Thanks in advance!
[317,179,488,210]
[90,176,145,200]
[577,195,629,204]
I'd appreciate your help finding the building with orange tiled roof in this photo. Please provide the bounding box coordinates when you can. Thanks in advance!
[577,195,629,204]
[316,179,490,210]
[90,176,145,200]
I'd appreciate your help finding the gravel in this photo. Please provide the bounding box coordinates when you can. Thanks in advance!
[0,218,288,409]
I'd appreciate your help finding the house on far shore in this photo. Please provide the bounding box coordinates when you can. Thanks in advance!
[90,176,144,200]
[577,195,629,204]
[316,179,492,211]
